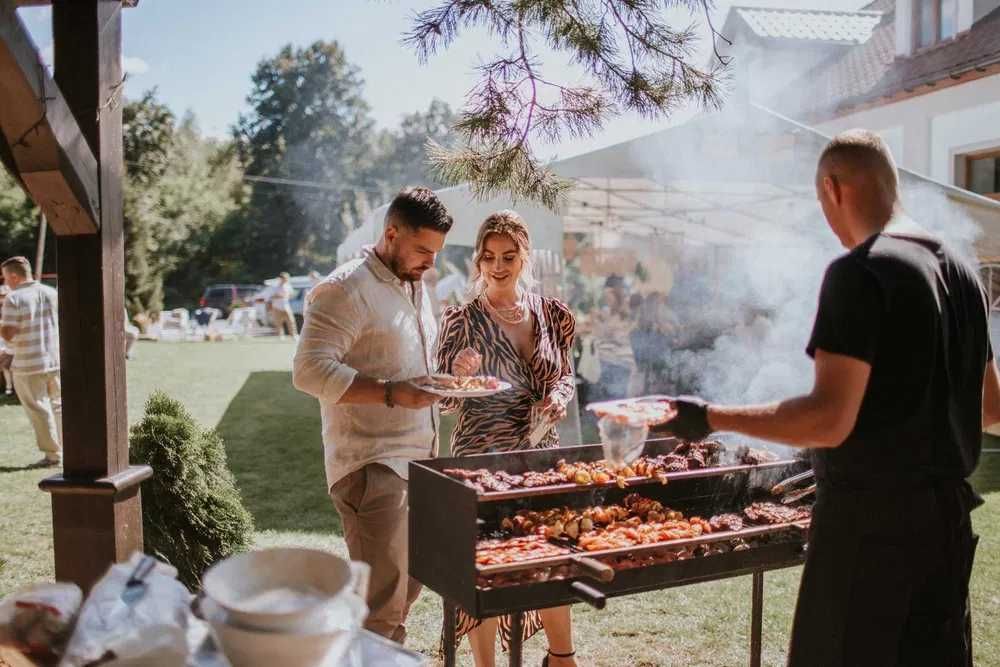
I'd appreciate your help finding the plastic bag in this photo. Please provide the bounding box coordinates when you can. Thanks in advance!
[0,582,83,658]
[61,552,192,667]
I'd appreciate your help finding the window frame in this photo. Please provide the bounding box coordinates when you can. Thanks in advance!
[912,0,957,50]
[964,148,1000,201]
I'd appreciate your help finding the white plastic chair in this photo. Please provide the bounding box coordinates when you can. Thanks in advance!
[157,308,190,342]
[208,307,262,339]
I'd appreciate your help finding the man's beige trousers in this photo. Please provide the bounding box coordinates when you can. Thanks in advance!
[330,463,422,644]
[13,370,62,461]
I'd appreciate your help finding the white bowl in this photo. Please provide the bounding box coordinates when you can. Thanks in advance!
[200,595,364,667]
[202,548,369,633]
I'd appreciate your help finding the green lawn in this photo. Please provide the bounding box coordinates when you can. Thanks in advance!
[2,339,999,665]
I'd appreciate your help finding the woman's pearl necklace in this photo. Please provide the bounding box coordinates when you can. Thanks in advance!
[483,290,527,325]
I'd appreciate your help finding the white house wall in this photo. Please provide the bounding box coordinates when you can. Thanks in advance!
[815,74,1000,184]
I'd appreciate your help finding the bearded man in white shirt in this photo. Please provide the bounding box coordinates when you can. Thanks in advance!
[293,186,452,644]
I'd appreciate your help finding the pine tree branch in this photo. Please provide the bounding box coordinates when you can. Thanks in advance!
[406,0,731,210]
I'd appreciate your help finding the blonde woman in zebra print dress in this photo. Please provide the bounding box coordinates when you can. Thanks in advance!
[436,211,578,667]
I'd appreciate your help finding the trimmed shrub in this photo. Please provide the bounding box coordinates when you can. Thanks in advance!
[130,391,254,588]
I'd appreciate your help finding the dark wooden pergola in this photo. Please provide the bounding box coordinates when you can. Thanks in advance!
[1,0,151,591]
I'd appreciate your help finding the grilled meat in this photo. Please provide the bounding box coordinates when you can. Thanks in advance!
[738,447,779,465]
[742,502,812,525]
[577,515,713,552]
[444,439,728,493]
[476,535,570,566]
[708,513,744,532]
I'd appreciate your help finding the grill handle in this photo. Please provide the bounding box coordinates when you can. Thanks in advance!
[569,581,606,610]
[571,555,615,583]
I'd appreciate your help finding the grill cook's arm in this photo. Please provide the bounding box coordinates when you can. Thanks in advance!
[706,349,870,449]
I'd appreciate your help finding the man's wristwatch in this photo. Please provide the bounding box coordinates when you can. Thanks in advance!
[384,380,395,408]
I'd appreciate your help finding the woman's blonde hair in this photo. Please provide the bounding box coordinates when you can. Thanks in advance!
[468,210,535,298]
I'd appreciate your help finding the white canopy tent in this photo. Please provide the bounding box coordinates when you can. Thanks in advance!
[337,187,564,263]
[342,103,1000,268]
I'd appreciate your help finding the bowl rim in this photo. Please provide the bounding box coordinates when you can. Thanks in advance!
[202,547,354,618]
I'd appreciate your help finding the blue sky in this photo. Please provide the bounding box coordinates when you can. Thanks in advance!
[18,1,863,160]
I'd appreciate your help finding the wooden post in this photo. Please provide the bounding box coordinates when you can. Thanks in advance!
[38,0,151,593]
[35,213,45,277]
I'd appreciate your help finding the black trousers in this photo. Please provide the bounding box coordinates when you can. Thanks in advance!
[787,483,979,667]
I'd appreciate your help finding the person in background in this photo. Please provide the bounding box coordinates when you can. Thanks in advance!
[659,130,994,666]
[630,293,672,395]
[124,309,140,360]
[590,274,636,401]
[292,186,453,645]
[268,272,298,340]
[0,256,62,467]
[436,211,578,667]
[0,284,12,395]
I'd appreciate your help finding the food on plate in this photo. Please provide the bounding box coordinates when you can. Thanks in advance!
[419,374,504,392]
[591,398,677,426]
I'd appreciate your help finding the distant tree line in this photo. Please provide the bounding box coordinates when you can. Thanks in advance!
[0,40,457,313]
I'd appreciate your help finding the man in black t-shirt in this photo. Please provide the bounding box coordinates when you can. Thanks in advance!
[660,129,1000,666]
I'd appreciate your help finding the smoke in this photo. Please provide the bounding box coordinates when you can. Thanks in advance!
[588,105,986,454]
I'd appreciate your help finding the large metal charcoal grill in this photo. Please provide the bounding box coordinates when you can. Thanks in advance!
[410,438,811,667]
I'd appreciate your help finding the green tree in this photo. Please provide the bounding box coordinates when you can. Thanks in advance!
[371,99,458,195]
[123,92,243,312]
[0,171,43,266]
[234,41,378,276]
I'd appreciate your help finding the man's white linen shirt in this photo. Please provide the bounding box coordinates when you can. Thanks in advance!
[292,246,438,490]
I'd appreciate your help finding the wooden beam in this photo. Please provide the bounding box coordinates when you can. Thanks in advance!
[0,3,100,234]
[14,1,140,7]
[38,0,149,594]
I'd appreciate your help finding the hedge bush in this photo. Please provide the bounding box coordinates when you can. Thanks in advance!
[130,391,254,588]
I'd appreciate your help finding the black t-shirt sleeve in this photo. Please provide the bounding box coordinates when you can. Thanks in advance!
[806,257,884,363]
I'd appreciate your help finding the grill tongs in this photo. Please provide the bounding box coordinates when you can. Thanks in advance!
[771,469,816,505]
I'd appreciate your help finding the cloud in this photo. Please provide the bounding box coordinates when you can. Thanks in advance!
[122,56,150,75]
[40,44,53,69]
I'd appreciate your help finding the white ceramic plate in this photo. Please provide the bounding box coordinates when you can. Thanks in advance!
[412,375,512,398]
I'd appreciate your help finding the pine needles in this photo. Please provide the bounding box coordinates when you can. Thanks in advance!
[404,0,731,209]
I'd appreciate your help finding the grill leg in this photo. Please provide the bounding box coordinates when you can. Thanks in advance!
[509,610,524,667]
[750,570,764,667]
[443,599,457,667]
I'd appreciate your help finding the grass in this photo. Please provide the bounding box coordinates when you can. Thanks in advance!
[1,339,999,665]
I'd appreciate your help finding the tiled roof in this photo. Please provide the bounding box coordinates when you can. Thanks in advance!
[733,6,884,45]
[783,3,1000,117]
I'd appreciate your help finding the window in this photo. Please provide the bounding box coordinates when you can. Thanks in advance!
[914,0,957,49]
[966,150,1000,200]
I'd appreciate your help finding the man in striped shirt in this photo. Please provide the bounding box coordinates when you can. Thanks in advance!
[1,256,62,467]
